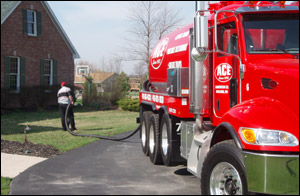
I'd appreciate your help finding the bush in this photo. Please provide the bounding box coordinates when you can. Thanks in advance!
[84,101,112,110]
[81,73,131,107]
[36,85,61,108]
[82,77,98,105]
[1,88,13,109]
[1,85,77,110]
[118,98,139,112]
[18,86,35,108]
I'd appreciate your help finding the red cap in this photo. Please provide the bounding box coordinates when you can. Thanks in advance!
[61,81,66,86]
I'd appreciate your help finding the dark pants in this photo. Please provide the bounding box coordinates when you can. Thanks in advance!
[59,104,75,130]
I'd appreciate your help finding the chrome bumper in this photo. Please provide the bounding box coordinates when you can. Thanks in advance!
[242,151,299,195]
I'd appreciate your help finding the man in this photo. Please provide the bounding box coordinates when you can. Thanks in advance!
[57,81,76,131]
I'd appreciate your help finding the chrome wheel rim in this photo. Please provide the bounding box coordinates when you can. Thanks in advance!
[161,123,168,156]
[149,125,155,154]
[210,162,243,195]
[141,121,146,147]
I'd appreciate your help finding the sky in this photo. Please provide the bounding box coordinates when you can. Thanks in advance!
[47,1,197,75]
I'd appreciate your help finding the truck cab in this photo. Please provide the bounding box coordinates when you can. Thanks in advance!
[208,2,299,194]
[139,1,299,195]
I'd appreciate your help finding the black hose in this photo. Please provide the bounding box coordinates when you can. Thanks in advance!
[65,103,140,141]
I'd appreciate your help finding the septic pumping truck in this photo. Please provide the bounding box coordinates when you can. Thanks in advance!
[138,1,299,195]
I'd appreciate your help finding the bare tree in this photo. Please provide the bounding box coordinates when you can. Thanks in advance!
[99,57,107,72]
[107,56,123,74]
[124,1,183,73]
[125,1,158,66]
[75,59,89,67]
[155,2,183,40]
[99,56,123,74]
[134,62,147,78]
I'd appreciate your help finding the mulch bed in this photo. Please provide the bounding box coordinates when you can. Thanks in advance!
[1,140,62,158]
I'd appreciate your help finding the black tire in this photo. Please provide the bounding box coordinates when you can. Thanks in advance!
[201,140,248,195]
[160,113,180,166]
[141,111,151,156]
[148,113,163,165]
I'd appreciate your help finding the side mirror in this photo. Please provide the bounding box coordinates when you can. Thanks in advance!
[191,48,207,62]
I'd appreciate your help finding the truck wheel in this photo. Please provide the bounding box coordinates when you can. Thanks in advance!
[201,140,248,195]
[148,113,163,165]
[141,111,151,156]
[160,113,177,166]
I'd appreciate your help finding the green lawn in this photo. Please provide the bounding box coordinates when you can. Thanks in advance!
[75,98,82,105]
[1,108,139,152]
[1,107,138,194]
[1,177,12,195]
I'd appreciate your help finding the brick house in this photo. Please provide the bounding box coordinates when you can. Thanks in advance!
[1,1,79,108]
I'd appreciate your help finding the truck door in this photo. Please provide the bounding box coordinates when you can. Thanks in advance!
[213,21,239,118]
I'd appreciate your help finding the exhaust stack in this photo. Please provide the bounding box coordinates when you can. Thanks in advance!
[190,1,208,131]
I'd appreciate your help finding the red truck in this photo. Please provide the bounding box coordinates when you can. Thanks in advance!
[139,1,299,195]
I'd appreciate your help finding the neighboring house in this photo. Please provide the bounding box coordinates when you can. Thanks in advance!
[74,70,118,93]
[128,76,141,91]
[1,1,79,100]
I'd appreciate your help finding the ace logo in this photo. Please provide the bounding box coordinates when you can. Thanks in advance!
[151,38,169,70]
[215,63,233,83]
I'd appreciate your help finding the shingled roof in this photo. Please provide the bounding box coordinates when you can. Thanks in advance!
[1,1,80,59]
[74,72,117,84]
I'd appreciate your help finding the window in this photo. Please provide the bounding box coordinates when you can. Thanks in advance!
[44,59,53,86]
[23,9,41,36]
[9,57,20,90]
[40,59,57,86]
[217,21,239,55]
[243,13,299,54]
[5,56,25,92]
[27,10,37,36]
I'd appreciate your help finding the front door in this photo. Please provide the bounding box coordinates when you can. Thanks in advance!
[213,21,239,119]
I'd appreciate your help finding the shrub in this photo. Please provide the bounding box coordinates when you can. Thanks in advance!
[1,84,77,110]
[1,88,13,109]
[82,76,97,105]
[18,86,34,108]
[35,85,61,108]
[118,98,139,112]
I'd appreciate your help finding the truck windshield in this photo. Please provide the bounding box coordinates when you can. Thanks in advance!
[243,13,299,54]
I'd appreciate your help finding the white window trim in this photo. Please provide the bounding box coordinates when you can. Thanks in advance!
[9,57,20,92]
[44,59,53,86]
[27,10,37,37]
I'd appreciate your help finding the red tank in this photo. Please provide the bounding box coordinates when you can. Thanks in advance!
[149,24,193,83]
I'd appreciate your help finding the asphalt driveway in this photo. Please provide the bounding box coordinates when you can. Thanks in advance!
[10,131,201,195]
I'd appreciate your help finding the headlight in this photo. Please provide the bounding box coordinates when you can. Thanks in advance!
[239,127,299,146]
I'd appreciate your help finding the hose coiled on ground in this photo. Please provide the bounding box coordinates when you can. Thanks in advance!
[65,103,140,141]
